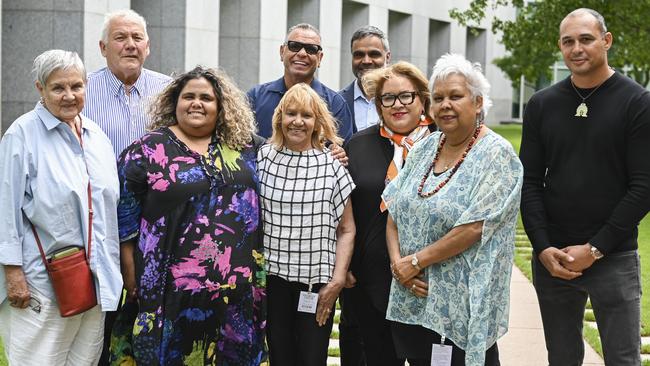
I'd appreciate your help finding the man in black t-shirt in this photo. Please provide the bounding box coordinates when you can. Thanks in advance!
[520,8,650,365]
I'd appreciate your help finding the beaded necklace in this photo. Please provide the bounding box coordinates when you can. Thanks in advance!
[417,124,483,198]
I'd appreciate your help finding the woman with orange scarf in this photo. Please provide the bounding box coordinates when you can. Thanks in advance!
[343,61,435,366]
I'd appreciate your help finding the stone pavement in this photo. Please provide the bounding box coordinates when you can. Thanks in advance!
[500,265,604,366]
[328,265,605,365]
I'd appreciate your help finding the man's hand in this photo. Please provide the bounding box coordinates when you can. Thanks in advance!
[344,271,356,288]
[329,143,349,166]
[538,247,582,280]
[561,244,596,272]
[5,265,31,308]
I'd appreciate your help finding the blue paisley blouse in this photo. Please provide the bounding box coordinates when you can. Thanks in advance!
[382,130,523,366]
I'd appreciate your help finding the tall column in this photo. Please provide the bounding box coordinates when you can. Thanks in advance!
[410,14,429,74]
[185,0,219,72]
[318,0,342,89]
[258,0,287,84]
[219,0,261,90]
[2,0,85,129]
[132,0,185,76]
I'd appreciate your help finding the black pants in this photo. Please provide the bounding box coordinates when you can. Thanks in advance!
[267,275,335,366]
[392,322,500,366]
[339,287,366,366]
[345,286,403,366]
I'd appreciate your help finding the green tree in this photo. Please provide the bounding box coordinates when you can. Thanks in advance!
[450,0,650,86]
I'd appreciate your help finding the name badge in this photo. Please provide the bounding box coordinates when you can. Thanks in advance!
[431,343,452,366]
[297,291,318,313]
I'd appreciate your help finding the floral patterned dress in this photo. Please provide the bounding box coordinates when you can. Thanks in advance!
[110,127,266,366]
[382,130,523,366]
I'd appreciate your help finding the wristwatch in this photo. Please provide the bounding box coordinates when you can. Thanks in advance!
[411,253,422,271]
[589,245,604,260]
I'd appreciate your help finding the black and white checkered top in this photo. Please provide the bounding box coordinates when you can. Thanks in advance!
[257,144,355,284]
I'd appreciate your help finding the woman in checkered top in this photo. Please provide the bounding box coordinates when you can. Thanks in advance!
[257,83,356,366]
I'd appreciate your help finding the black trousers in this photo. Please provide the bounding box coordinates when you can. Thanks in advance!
[339,287,366,366]
[392,322,500,366]
[345,286,403,366]
[267,275,335,366]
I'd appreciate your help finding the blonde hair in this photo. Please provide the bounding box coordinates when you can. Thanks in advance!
[269,83,342,150]
[148,66,257,150]
[362,61,432,122]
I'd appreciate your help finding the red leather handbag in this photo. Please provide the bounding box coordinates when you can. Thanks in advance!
[30,118,97,317]
[31,179,97,317]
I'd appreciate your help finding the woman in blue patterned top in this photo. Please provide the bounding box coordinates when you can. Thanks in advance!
[383,54,523,366]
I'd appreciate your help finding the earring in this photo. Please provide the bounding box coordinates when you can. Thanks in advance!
[420,114,426,122]
[475,112,483,129]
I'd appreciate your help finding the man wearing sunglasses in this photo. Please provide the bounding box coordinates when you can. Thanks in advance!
[247,23,353,142]
[339,26,391,134]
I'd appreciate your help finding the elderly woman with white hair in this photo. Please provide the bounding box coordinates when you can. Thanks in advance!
[383,54,523,366]
[0,49,121,365]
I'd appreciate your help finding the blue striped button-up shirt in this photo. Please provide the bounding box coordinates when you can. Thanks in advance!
[84,67,171,158]
[0,103,123,310]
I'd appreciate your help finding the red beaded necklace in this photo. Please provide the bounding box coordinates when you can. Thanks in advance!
[417,124,483,198]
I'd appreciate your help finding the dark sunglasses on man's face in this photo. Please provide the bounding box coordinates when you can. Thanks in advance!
[286,40,322,55]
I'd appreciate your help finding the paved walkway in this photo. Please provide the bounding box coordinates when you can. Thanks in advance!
[500,265,604,365]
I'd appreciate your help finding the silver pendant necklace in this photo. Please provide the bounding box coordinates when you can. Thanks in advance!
[570,77,606,118]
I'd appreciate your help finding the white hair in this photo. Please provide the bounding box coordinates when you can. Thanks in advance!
[32,49,86,86]
[429,53,493,120]
[101,9,148,43]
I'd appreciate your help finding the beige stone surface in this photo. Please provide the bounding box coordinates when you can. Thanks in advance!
[500,266,604,366]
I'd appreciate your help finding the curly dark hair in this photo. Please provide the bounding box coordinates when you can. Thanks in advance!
[148,66,256,150]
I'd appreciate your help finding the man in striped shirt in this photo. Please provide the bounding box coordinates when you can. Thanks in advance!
[84,9,171,158]
[82,9,171,365]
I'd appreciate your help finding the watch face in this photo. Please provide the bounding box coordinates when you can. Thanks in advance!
[591,247,603,259]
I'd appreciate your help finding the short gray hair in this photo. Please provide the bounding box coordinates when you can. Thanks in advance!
[101,9,148,43]
[33,49,86,86]
[563,8,607,34]
[350,25,390,52]
[429,53,492,120]
[284,23,321,43]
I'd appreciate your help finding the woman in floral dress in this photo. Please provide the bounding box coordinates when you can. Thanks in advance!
[110,66,266,366]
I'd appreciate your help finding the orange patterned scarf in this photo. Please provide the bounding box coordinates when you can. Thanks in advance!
[379,117,433,212]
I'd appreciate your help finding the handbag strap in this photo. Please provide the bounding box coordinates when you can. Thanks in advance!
[31,115,93,264]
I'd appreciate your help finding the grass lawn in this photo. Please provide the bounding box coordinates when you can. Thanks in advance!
[0,339,5,366]
[492,124,650,360]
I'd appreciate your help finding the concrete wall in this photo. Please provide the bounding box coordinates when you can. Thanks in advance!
[1,0,517,129]
[2,0,85,131]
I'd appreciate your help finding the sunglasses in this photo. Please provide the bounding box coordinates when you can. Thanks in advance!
[379,91,419,108]
[286,41,322,55]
